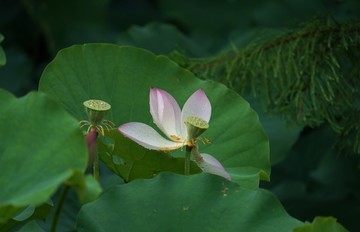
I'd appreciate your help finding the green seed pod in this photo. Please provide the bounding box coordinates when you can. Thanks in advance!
[83,99,111,125]
[185,115,209,143]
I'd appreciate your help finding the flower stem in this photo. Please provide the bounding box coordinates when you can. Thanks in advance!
[50,185,70,232]
[93,153,99,181]
[185,146,193,175]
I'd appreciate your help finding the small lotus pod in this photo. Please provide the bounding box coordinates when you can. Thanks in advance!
[83,99,111,125]
[185,115,209,145]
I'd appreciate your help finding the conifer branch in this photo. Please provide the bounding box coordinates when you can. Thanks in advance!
[175,18,360,154]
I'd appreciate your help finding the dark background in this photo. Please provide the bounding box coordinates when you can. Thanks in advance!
[1,0,359,231]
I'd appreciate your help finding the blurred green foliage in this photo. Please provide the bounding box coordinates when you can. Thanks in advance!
[1,0,359,231]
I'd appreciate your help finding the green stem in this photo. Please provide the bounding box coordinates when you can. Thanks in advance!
[93,153,99,181]
[185,146,193,175]
[50,185,70,232]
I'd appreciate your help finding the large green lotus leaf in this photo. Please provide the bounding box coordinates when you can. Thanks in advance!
[293,216,348,232]
[39,44,270,187]
[77,173,302,232]
[0,89,88,224]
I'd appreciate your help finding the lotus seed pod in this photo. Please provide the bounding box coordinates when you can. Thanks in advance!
[185,115,209,144]
[83,99,111,125]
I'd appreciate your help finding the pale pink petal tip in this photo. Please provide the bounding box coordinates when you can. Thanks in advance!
[182,88,211,123]
[196,153,231,180]
[118,122,182,151]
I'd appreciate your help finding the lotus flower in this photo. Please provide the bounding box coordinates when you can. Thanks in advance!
[119,88,231,180]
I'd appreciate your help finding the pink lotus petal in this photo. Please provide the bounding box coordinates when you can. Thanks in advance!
[119,122,183,151]
[181,89,211,133]
[195,153,231,180]
[150,88,183,141]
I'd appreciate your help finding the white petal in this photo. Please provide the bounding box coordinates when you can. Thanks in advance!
[195,153,231,180]
[118,122,184,151]
[181,89,211,136]
[150,88,183,141]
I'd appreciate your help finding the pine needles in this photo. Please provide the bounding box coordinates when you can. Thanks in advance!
[182,18,360,154]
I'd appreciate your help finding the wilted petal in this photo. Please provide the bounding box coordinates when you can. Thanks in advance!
[150,88,183,141]
[181,89,211,135]
[119,122,183,151]
[195,153,231,180]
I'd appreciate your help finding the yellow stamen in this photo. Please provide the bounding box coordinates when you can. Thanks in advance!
[170,135,182,141]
